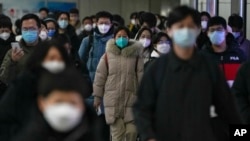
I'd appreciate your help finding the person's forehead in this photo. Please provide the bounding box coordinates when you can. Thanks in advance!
[209,24,224,29]
[22,19,38,27]
[98,17,111,22]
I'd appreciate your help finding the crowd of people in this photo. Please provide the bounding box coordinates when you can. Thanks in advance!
[0,5,249,141]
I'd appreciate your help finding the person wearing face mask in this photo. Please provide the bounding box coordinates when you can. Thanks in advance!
[139,12,161,36]
[0,41,81,141]
[128,12,140,38]
[57,12,80,58]
[228,14,250,60]
[78,16,93,41]
[69,8,81,36]
[13,69,101,141]
[0,14,42,86]
[0,15,16,99]
[196,11,211,50]
[39,20,48,41]
[155,14,164,30]
[44,17,59,40]
[112,14,125,30]
[78,11,114,141]
[93,26,143,141]
[150,32,171,60]
[202,16,246,87]
[135,27,153,64]
[39,7,49,20]
[133,6,242,141]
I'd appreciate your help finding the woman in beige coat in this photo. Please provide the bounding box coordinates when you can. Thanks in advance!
[93,26,143,141]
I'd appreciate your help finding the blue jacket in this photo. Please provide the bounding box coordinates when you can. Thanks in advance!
[79,32,113,82]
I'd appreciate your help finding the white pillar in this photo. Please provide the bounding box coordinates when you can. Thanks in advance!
[206,0,218,16]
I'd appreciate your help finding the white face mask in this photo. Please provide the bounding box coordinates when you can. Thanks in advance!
[42,61,65,73]
[39,31,48,41]
[139,38,151,48]
[98,24,111,34]
[84,24,93,32]
[201,21,208,30]
[0,32,10,41]
[43,103,83,132]
[93,23,97,28]
[131,19,136,25]
[156,43,171,54]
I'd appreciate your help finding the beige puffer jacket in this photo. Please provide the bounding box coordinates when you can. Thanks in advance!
[93,39,144,124]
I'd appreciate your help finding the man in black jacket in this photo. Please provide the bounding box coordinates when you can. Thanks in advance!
[133,6,242,141]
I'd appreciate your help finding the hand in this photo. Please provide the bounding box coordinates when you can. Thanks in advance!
[11,48,24,62]
[93,96,102,109]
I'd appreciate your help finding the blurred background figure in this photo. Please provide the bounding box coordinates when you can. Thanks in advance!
[13,68,100,141]
[91,15,97,29]
[78,16,93,41]
[155,14,164,30]
[39,7,49,20]
[69,8,81,36]
[196,11,211,49]
[112,14,125,30]
[139,12,160,35]
[128,12,140,38]
[57,11,80,58]
[228,14,250,60]
[39,20,48,41]
[14,19,22,41]
[93,26,143,141]
[44,17,59,40]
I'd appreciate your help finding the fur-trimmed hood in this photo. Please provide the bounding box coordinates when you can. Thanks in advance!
[106,39,142,57]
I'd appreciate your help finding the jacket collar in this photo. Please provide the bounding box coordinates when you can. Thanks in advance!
[106,39,141,57]
[151,50,160,58]
[168,49,201,72]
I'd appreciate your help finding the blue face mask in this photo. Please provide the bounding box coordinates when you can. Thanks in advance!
[116,37,129,49]
[172,28,198,48]
[22,30,38,44]
[232,32,241,39]
[208,31,225,45]
[58,20,68,29]
[48,29,56,37]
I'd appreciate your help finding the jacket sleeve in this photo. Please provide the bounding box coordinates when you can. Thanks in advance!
[232,63,250,123]
[136,55,144,85]
[213,64,243,124]
[93,54,108,98]
[0,50,17,85]
[133,61,158,141]
[78,37,89,63]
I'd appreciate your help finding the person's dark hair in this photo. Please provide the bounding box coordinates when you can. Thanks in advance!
[167,6,201,28]
[114,26,130,38]
[135,27,153,40]
[40,20,47,29]
[26,40,71,72]
[15,19,21,35]
[153,32,171,44]
[56,34,71,46]
[91,15,96,19]
[228,14,244,29]
[21,14,41,28]
[0,15,12,30]
[130,12,138,19]
[139,12,157,28]
[39,7,49,14]
[200,11,211,19]
[82,16,92,23]
[96,11,113,22]
[44,18,59,36]
[57,12,70,20]
[38,68,92,99]
[207,16,227,30]
[113,14,125,26]
[69,8,79,15]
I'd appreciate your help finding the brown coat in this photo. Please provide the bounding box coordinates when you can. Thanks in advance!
[93,39,144,124]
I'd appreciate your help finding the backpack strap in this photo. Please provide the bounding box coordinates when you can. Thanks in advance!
[84,35,94,62]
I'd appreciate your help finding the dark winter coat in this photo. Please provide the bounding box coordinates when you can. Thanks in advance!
[133,50,242,141]
[12,105,103,141]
